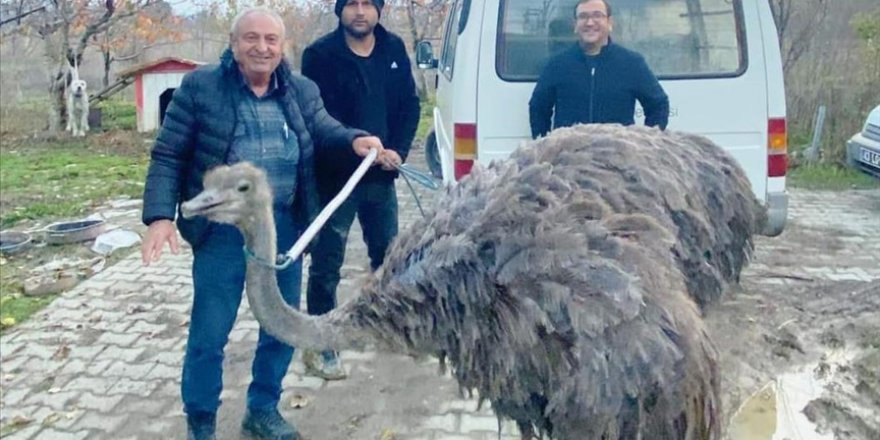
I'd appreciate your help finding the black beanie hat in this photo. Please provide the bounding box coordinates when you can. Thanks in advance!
[335,0,384,18]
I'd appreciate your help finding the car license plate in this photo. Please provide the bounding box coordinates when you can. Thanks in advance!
[860,148,880,170]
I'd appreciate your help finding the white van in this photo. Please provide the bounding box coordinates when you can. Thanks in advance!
[417,0,788,235]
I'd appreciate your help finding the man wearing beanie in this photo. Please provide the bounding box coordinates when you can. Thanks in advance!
[301,0,420,379]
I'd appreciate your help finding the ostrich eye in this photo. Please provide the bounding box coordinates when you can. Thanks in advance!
[236,181,250,192]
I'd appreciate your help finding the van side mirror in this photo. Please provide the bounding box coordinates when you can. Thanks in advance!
[416,41,438,69]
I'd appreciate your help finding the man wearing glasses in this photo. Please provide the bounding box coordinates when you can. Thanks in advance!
[529,0,669,138]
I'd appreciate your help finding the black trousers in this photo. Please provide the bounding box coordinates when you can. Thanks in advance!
[306,180,398,315]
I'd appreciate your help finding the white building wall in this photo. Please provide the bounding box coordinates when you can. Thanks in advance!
[142,72,187,131]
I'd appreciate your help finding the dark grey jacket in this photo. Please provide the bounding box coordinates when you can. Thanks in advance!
[529,42,669,138]
[142,49,364,247]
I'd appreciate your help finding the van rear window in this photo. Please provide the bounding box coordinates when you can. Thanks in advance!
[497,0,746,81]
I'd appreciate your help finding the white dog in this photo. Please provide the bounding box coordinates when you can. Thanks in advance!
[66,65,89,137]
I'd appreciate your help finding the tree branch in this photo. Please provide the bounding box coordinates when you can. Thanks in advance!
[0,5,46,26]
[75,0,153,55]
[112,40,186,61]
[75,0,117,54]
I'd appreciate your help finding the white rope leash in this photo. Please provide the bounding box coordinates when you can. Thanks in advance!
[273,148,379,268]
[254,148,439,270]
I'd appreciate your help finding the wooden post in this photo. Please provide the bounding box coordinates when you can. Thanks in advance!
[803,105,826,163]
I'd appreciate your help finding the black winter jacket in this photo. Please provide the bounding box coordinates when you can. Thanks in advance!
[529,42,669,138]
[301,24,420,186]
[142,49,364,247]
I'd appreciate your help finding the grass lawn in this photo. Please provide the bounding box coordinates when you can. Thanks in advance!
[1,144,147,227]
[788,162,880,190]
[416,94,435,141]
[0,130,150,226]
[1,100,151,332]
[96,99,138,131]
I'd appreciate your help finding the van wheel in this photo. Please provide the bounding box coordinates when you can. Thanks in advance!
[425,131,442,179]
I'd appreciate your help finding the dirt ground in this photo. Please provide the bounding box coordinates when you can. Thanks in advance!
[707,202,880,439]
[712,279,879,439]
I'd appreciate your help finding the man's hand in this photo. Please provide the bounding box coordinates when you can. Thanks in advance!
[379,149,402,171]
[141,219,180,266]
[352,136,384,164]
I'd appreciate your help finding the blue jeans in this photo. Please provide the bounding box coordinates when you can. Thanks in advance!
[182,209,302,415]
[307,181,398,316]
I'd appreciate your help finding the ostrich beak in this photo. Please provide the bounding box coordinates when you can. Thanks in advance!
[180,189,225,219]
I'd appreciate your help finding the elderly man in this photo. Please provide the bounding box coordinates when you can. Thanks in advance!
[140,7,384,440]
[529,0,669,138]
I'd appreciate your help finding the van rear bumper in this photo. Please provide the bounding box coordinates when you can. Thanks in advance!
[762,191,788,236]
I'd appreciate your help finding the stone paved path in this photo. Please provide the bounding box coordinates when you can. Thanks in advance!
[1,149,878,439]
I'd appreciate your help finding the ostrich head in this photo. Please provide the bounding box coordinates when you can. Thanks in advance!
[180,162,273,228]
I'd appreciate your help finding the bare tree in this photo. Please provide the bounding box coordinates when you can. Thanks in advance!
[851,7,880,112]
[388,0,449,98]
[280,0,335,70]
[769,0,828,71]
[92,3,185,87]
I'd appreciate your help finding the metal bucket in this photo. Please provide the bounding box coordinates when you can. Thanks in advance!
[0,231,32,255]
[43,219,106,245]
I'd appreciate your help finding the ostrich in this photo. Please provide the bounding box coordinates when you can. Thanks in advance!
[530,125,766,309]
[181,124,763,439]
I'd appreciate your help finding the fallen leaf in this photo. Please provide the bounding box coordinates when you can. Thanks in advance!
[348,413,368,429]
[51,344,71,361]
[379,428,396,440]
[127,305,147,314]
[288,393,310,409]
[89,258,106,274]
[42,413,61,426]
[9,415,33,428]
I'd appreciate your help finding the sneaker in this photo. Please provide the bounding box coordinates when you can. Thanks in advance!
[302,349,347,381]
[241,407,298,440]
[186,411,217,440]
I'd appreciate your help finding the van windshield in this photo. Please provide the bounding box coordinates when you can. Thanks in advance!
[497,0,745,81]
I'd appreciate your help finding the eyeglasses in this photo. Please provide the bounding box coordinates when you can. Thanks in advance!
[576,12,608,22]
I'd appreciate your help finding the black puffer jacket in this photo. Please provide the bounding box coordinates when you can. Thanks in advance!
[142,49,364,247]
[301,24,420,186]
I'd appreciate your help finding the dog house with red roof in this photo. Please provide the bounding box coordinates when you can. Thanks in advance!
[118,57,204,132]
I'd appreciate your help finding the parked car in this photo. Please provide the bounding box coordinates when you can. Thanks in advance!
[417,0,789,236]
[846,105,880,178]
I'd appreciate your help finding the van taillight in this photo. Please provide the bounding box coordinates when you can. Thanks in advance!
[454,123,476,180]
[768,118,787,177]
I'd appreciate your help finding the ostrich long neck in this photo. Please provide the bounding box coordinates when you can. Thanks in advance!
[240,207,361,351]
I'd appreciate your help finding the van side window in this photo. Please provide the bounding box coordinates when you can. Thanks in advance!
[440,0,465,80]
[497,0,746,81]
